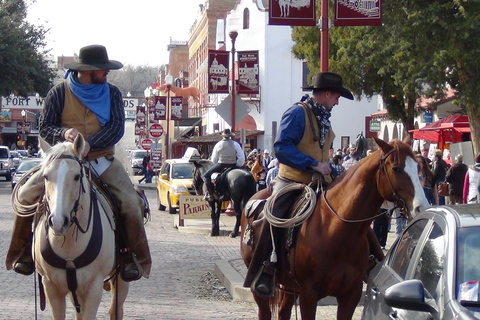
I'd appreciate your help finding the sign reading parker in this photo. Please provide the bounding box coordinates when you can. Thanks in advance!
[268,0,316,26]
[334,0,382,26]
[208,50,229,94]
[237,51,259,94]
[170,97,183,121]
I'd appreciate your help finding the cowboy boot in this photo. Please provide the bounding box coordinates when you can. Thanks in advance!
[6,214,34,275]
[204,181,214,202]
[100,159,151,281]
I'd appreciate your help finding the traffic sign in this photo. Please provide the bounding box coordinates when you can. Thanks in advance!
[141,138,153,150]
[149,123,164,138]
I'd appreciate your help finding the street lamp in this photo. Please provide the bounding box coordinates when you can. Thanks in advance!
[20,109,26,144]
[227,11,240,133]
[165,73,173,160]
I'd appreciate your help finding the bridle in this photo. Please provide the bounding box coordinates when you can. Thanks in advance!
[323,147,409,223]
[44,155,92,234]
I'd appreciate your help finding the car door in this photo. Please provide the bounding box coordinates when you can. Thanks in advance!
[363,218,429,319]
[158,162,171,205]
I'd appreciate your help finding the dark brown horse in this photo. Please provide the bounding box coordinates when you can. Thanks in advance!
[192,159,256,237]
[240,137,430,320]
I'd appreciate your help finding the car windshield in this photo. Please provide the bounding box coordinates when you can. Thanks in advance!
[18,150,28,157]
[0,148,8,158]
[457,227,480,302]
[17,160,42,173]
[172,163,193,179]
[132,151,147,159]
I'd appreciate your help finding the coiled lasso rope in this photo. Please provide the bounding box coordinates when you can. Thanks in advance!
[263,182,317,263]
[11,165,45,218]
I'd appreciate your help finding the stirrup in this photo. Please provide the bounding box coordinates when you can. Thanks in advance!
[251,262,275,297]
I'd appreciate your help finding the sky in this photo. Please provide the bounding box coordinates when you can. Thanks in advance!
[26,0,203,66]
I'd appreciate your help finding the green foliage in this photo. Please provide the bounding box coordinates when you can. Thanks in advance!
[0,0,54,97]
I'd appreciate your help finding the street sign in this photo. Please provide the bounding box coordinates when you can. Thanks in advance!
[141,138,153,150]
[151,150,162,167]
[149,123,164,138]
[369,120,381,132]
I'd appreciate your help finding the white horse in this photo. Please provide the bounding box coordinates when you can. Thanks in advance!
[33,134,129,320]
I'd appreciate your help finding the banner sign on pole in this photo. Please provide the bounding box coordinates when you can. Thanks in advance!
[268,0,316,26]
[237,51,259,94]
[136,106,146,125]
[208,50,230,94]
[154,96,166,121]
[334,0,382,26]
[170,97,183,121]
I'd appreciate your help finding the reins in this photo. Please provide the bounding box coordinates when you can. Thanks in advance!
[323,148,408,223]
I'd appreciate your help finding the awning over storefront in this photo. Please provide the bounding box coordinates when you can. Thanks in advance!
[409,114,470,144]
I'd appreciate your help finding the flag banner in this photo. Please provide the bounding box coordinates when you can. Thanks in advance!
[269,0,316,26]
[136,106,146,125]
[171,97,183,121]
[334,0,382,26]
[208,50,230,94]
[237,51,259,94]
[154,96,167,121]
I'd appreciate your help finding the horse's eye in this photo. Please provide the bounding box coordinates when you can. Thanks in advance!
[43,175,48,181]
[74,174,81,181]
[392,167,402,173]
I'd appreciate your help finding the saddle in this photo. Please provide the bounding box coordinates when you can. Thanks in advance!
[211,166,236,200]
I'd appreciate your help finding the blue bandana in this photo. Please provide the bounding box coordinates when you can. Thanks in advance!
[66,71,110,126]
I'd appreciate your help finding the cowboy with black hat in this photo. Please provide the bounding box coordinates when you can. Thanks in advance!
[244,72,383,297]
[203,128,245,201]
[6,45,151,282]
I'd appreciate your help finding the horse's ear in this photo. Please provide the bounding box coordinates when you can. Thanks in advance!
[373,136,393,154]
[39,136,51,154]
[403,135,412,145]
[73,133,86,159]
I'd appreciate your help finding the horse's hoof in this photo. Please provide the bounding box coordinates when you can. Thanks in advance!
[229,232,238,238]
[210,232,219,237]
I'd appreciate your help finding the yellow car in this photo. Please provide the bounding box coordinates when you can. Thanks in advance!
[156,158,196,214]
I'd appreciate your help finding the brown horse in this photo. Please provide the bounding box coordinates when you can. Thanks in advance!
[240,137,430,320]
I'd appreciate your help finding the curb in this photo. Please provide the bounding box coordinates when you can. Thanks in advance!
[214,259,254,303]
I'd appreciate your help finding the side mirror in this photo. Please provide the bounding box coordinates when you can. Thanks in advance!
[385,279,438,314]
[161,173,168,180]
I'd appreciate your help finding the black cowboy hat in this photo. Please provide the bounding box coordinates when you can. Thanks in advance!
[221,129,235,137]
[64,45,123,71]
[303,72,354,100]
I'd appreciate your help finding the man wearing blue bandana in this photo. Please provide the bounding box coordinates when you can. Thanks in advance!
[6,45,151,282]
[245,72,384,298]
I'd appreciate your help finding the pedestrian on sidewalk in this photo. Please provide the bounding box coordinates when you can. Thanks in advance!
[139,154,152,183]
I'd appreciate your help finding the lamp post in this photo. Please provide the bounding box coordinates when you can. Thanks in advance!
[165,73,173,160]
[229,30,238,133]
[20,109,26,145]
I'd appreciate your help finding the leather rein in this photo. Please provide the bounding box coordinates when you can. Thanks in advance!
[322,148,408,223]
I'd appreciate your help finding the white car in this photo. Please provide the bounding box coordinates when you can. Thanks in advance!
[129,149,148,175]
[12,159,42,190]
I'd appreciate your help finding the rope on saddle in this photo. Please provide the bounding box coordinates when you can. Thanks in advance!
[263,182,316,263]
[11,165,45,217]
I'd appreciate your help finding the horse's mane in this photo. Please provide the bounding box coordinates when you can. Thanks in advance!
[41,141,76,171]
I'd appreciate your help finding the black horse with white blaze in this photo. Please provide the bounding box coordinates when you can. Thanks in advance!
[192,159,256,237]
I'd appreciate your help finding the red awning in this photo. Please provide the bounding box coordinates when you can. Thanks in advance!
[410,115,470,143]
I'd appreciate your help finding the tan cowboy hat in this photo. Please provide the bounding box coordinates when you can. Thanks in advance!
[303,72,354,100]
[64,45,123,71]
[221,129,235,137]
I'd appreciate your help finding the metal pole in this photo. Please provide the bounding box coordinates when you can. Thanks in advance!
[229,31,238,133]
[320,0,329,72]
[166,86,171,160]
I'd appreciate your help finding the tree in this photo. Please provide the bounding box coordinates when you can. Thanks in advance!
[0,0,54,97]
[108,64,165,97]
[292,0,480,153]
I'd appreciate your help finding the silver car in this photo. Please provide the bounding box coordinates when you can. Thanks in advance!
[362,204,480,320]
[11,159,42,190]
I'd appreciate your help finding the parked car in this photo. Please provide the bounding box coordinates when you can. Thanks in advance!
[0,146,13,181]
[128,149,148,175]
[17,150,29,159]
[11,159,43,190]
[156,159,196,214]
[9,150,21,168]
[362,204,480,320]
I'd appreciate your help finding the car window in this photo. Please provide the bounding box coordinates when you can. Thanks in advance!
[0,149,8,158]
[413,223,445,300]
[389,219,428,279]
[457,226,480,299]
[172,163,193,179]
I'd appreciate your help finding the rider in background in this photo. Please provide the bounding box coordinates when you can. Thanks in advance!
[203,128,245,201]
[5,45,151,282]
